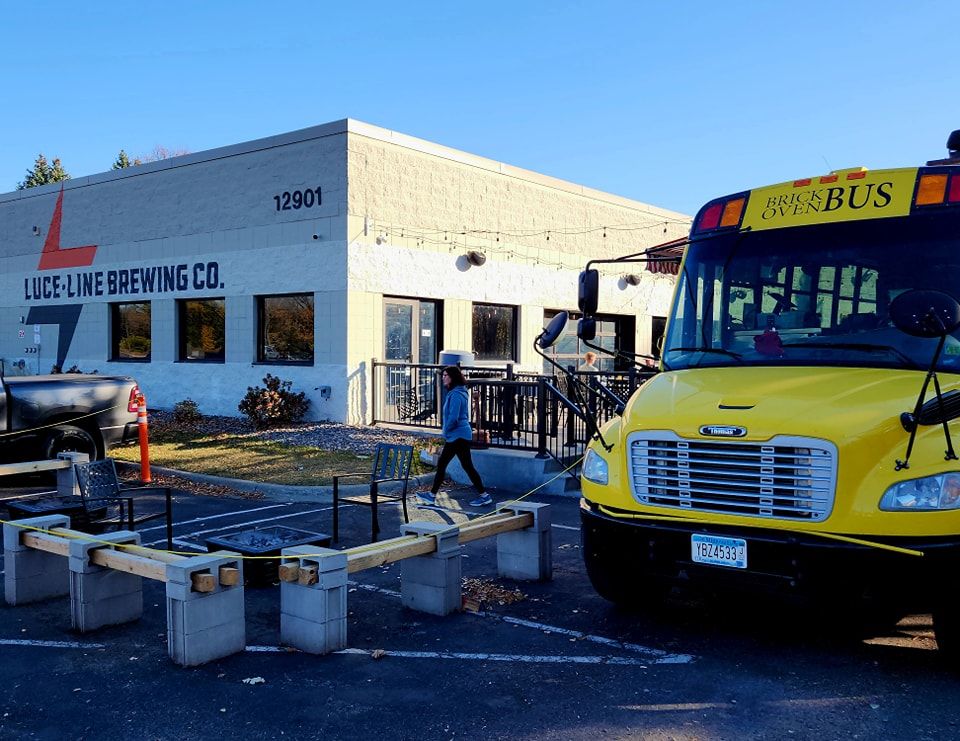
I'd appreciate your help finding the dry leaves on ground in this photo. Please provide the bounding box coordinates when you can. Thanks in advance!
[461,577,526,612]
[118,470,265,500]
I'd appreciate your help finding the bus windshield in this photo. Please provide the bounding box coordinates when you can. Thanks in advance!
[663,213,960,372]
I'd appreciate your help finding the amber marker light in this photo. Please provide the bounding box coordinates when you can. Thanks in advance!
[916,174,949,205]
[719,198,745,227]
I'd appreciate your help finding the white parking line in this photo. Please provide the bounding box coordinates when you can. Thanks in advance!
[334,647,652,665]
[0,639,106,649]
[138,503,294,533]
[347,581,694,664]
[246,645,649,665]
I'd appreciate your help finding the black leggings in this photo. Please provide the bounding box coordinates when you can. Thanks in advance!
[431,437,486,494]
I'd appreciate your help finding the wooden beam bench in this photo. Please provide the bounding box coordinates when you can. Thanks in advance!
[3,515,246,666]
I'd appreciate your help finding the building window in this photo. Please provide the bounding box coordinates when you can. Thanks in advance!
[111,302,151,361]
[179,298,225,362]
[257,294,314,364]
[472,303,517,361]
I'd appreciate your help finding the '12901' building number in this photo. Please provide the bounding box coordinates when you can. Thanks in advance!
[273,187,322,211]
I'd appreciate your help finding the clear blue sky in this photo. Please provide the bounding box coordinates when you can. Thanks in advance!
[2,1,958,216]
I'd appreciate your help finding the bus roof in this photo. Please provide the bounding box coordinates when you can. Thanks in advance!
[693,163,960,235]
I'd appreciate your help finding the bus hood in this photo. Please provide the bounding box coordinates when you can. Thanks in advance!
[627,366,952,446]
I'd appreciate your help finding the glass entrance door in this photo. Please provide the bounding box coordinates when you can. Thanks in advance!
[385,301,414,362]
[384,298,441,421]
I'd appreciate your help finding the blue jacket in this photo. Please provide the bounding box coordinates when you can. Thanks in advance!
[442,385,473,442]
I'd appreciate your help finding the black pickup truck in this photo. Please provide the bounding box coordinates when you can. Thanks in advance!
[0,374,140,462]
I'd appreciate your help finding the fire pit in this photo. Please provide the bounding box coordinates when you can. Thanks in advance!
[205,525,331,586]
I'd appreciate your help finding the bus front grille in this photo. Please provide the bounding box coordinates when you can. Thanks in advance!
[627,433,837,521]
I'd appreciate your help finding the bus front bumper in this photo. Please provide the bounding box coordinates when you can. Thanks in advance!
[580,498,960,607]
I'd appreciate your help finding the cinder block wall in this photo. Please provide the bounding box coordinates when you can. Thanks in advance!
[344,122,689,422]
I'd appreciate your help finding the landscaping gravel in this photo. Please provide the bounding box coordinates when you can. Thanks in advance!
[149,410,435,455]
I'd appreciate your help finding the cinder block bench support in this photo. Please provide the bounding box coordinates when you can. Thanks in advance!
[497,502,552,581]
[279,547,348,655]
[69,530,144,632]
[165,552,245,667]
[3,515,71,605]
[56,451,89,497]
[400,522,462,616]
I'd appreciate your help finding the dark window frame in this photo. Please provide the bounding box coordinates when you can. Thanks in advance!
[256,293,315,365]
[110,301,152,362]
[472,302,519,362]
[177,297,226,363]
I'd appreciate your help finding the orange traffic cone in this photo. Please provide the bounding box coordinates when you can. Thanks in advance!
[137,393,152,484]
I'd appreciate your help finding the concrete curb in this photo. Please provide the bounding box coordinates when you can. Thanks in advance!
[114,461,436,504]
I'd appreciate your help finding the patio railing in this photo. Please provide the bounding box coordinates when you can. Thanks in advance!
[371,360,656,477]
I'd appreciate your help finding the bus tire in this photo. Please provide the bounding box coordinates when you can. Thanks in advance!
[934,603,960,666]
[583,547,668,610]
[42,425,100,462]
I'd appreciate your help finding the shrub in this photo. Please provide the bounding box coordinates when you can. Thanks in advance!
[172,399,203,425]
[238,374,309,429]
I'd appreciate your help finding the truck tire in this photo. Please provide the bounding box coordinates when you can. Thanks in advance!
[42,425,99,461]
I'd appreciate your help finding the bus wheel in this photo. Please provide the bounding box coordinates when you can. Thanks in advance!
[583,548,668,609]
[42,425,99,462]
[934,603,960,666]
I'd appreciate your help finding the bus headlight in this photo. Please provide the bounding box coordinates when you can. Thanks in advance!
[582,448,609,486]
[880,473,960,511]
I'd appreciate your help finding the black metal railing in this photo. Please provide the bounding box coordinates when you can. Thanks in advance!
[372,360,657,477]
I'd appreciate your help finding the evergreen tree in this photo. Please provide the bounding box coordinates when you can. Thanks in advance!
[17,153,70,189]
[111,149,132,169]
[48,157,69,183]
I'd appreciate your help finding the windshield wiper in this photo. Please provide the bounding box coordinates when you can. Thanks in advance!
[666,346,743,360]
[780,341,921,369]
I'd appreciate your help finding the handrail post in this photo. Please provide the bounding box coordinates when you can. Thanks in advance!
[504,364,516,439]
[565,365,578,446]
[371,357,378,425]
[536,376,548,459]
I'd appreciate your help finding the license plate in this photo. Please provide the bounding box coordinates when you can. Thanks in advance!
[691,534,747,569]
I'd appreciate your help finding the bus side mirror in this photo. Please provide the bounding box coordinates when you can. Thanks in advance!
[890,289,960,338]
[578,269,599,315]
[537,311,568,349]
[578,316,597,341]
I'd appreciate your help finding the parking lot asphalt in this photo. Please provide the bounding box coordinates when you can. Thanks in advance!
[2,479,960,740]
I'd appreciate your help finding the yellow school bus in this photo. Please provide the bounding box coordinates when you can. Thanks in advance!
[578,131,960,659]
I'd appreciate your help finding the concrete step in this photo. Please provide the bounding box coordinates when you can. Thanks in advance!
[444,448,581,498]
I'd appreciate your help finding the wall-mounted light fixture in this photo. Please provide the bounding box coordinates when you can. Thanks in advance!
[466,250,487,266]
[623,274,641,286]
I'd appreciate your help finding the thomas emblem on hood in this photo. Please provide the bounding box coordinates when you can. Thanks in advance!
[699,425,747,438]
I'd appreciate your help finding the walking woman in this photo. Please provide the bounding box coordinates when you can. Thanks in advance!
[420,366,492,507]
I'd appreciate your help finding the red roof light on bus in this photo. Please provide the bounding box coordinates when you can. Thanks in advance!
[819,174,839,184]
[696,203,723,231]
[949,176,960,204]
